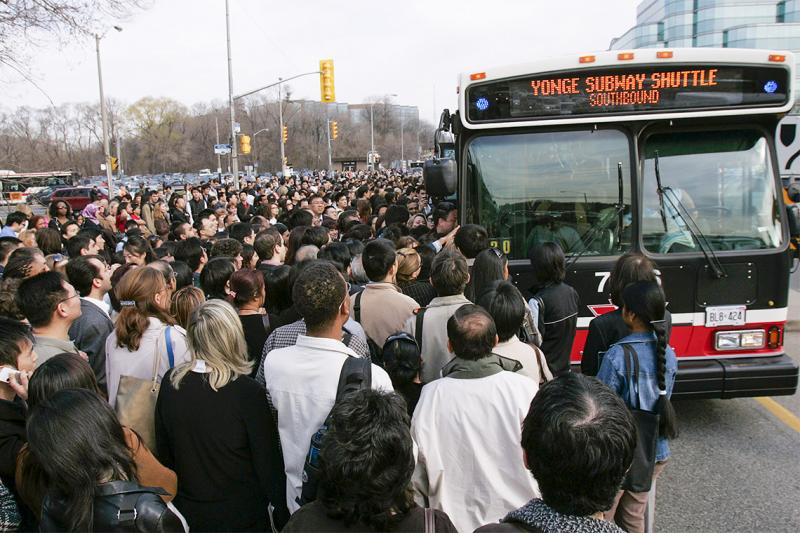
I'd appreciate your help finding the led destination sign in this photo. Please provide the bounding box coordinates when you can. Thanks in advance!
[467,64,789,122]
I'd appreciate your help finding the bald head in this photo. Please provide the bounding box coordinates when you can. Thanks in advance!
[447,304,497,360]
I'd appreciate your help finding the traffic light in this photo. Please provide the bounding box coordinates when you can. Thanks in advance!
[330,121,339,140]
[110,157,119,172]
[282,126,288,144]
[239,134,251,155]
[319,59,335,103]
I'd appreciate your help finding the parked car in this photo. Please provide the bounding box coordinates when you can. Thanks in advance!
[49,187,108,211]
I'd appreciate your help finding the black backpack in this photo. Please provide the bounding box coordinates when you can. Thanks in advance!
[297,356,372,506]
[353,291,384,364]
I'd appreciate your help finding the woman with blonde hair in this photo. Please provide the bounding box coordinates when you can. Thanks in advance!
[105,267,191,410]
[155,299,289,531]
[397,247,437,307]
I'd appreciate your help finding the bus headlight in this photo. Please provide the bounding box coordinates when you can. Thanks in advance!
[715,330,766,351]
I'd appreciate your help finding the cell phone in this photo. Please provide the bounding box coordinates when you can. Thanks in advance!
[0,367,20,384]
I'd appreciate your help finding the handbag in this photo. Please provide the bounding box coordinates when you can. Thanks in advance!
[620,343,659,493]
[115,327,175,452]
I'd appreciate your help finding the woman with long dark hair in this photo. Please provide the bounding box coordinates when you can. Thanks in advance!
[465,247,509,303]
[48,201,73,232]
[229,269,270,375]
[29,389,185,532]
[123,235,156,265]
[597,280,678,533]
[582,252,673,376]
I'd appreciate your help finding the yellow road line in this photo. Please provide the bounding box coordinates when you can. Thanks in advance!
[755,397,800,433]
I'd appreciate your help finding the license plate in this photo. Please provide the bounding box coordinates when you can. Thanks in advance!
[705,305,746,327]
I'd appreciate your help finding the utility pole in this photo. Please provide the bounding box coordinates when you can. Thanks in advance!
[95,34,114,198]
[279,79,287,175]
[326,119,333,173]
[400,111,405,162]
[225,0,240,191]
[116,133,123,177]
[215,116,222,174]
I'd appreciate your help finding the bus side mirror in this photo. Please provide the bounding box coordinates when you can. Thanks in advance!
[424,158,457,197]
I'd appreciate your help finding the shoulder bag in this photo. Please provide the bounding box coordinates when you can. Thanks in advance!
[620,343,659,493]
[115,327,176,452]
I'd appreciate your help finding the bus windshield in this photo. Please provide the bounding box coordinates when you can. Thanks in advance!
[642,129,783,254]
[466,129,632,260]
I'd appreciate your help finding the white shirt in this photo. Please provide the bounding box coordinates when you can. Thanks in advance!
[411,371,539,533]
[264,335,393,513]
[493,336,543,386]
[82,296,111,318]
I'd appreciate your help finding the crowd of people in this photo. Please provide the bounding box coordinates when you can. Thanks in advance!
[0,170,677,532]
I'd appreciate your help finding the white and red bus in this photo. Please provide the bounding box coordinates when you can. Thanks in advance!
[426,48,799,398]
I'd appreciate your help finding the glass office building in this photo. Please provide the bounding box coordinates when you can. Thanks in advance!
[610,0,800,51]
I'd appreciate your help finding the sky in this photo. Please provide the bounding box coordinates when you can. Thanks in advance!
[3,0,639,124]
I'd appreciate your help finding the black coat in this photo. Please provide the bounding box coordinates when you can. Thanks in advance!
[68,299,113,389]
[527,282,580,377]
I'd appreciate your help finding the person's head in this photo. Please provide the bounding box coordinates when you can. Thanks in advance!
[17,272,81,330]
[48,201,72,220]
[64,235,96,258]
[467,247,509,302]
[229,268,265,309]
[432,202,457,235]
[0,317,36,373]
[430,249,469,297]
[3,247,49,279]
[529,241,566,286]
[478,281,527,342]
[113,266,174,351]
[171,222,194,241]
[26,389,136,531]
[292,260,348,332]
[318,389,415,531]
[362,239,397,282]
[65,255,111,298]
[170,260,193,290]
[4,211,28,232]
[194,209,218,239]
[294,244,319,262]
[620,280,678,439]
[174,237,207,273]
[608,253,659,307]
[123,235,154,266]
[254,230,285,264]
[0,236,22,267]
[60,221,80,241]
[395,247,421,285]
[382,332,421,388]
[304,225,330,249]
[170,299,252,390]
[453,224,489,259]
[522,373,636,516]
[27,353,100,410]
[317,242,351,275]
[356,198,372,220]
[289,209,313,229]
[34,228,62,256]
[229,222,255,245]
[446,304,497,360]
[148,260,177,294]
[200,256,235,300]
[170,286,205,330]
[210,238,243,270]
[309,194,326,216]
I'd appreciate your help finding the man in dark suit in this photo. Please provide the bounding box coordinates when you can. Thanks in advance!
[66,255,114,390]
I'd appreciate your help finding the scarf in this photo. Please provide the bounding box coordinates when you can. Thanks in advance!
[503,499,624,533]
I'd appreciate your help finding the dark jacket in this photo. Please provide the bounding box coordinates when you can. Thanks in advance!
[581,309,673,376]
[527,282,580,377]
[188,198,207,219]
[40,481,184,532]
[169,208,189,224]
[68,299,113,388]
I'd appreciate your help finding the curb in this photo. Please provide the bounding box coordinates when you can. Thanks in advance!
[787,320,800,332]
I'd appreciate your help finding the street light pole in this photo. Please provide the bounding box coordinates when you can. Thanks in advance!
[225,0,240,191]
[278,80,286,176]
[400,111,405,162]
[95,33,115,198]
[252,128,269,170]
[326,119,333,173]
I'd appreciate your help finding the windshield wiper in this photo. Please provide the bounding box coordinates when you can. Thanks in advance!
[654,152,727,279]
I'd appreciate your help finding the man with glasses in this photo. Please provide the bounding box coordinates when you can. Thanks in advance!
[66,256,114,389]
[16,271,84,366]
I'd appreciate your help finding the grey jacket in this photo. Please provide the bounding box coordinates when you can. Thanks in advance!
[68,299,113,387]
[403,294,472,384]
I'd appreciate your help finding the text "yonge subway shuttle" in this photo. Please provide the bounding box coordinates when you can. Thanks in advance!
[530,68,719,107]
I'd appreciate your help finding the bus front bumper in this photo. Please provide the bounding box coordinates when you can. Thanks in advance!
[671,354,799,400]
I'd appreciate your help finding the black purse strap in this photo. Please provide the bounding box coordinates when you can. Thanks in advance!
[354,291,362,323]
[621,344,642,410]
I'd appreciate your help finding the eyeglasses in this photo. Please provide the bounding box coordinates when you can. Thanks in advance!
[59,292,80,304]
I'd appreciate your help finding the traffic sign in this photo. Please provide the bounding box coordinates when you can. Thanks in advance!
[214,144,232,155]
